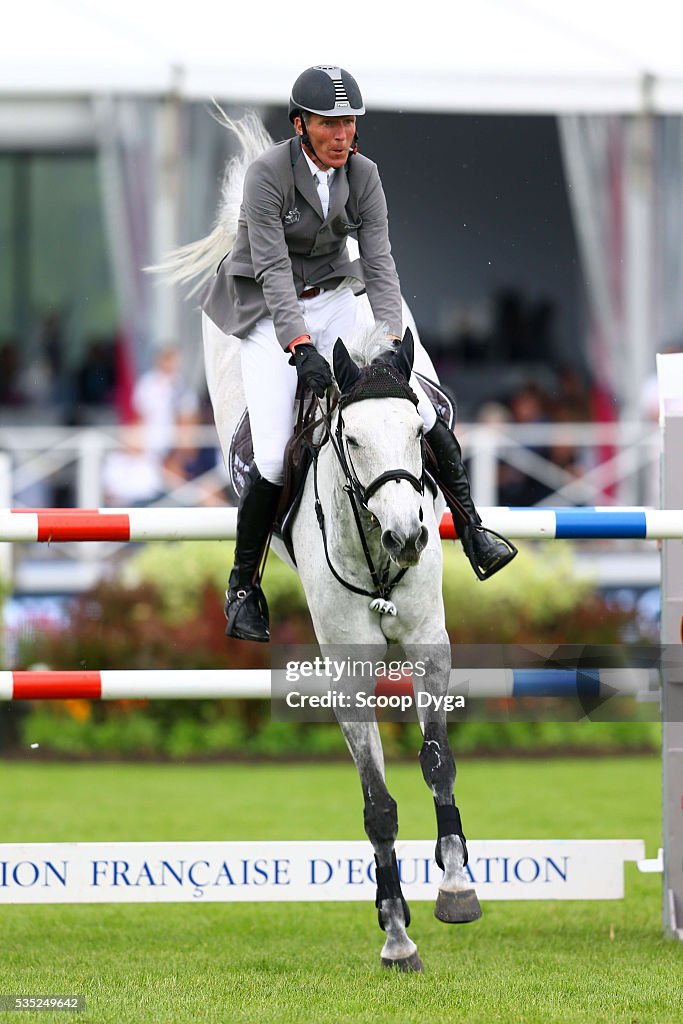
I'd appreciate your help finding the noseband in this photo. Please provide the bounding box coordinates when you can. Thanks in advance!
[311,363,426,614]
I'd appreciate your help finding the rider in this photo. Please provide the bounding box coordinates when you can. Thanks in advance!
[202,65,516,643]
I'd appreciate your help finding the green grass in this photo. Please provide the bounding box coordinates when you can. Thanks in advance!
[0,757,681,1023]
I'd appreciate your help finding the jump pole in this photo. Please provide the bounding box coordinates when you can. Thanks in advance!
[0,667,657,701]
[2,507,683,542]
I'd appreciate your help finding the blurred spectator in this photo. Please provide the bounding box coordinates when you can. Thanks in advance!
[27,309,68,405]
[0,341,25,405]
[547,400,586,485]
[40,310,64,381]
[160,386,227,505]
[104,345,192,506]
[74,339,116,405]
[554,364,592,421]
[498,382,554,505]
[476,400,512,427]
[546,365,592,488]
[508,382,548,424]
[102,423,165,507]
[132,346,198,486]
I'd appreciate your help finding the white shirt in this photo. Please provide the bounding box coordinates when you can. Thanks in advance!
[301,149,335,219]
[300,147,362,289]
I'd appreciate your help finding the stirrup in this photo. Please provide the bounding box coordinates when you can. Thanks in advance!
[224,584,270,643]
[460,524,518,581]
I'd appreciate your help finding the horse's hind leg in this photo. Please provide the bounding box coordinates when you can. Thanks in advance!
[336,718,424,972]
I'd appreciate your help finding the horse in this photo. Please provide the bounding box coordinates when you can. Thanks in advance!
[150,111,481,971]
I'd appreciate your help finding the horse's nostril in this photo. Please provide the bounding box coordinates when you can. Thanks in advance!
[382,526,427,556]
[382,529,404,551]
[415,526,429,552]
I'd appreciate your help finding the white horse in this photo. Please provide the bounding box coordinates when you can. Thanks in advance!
[151,112,480,971]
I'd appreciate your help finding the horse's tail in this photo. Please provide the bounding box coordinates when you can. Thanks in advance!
[145,107,274,296]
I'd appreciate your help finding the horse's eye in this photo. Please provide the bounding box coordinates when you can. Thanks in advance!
[346,437,359,448]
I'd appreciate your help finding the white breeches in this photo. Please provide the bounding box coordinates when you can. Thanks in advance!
[213,287,437,485]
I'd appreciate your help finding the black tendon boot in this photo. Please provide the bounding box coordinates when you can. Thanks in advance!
[224,465,283,642]
[426,418,517,580]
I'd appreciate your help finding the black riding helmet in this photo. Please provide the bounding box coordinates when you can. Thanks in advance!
[289,66,365,159]
[288,66,365,121]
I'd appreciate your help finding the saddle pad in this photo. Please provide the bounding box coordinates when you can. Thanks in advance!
[417,373,456,431]
[228,408,253,500]
[227,372,455,502]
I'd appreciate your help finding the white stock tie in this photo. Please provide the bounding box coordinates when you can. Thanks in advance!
[315,170,331,219]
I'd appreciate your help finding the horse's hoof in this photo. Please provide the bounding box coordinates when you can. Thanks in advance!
[381,951,424,973]
[434,887,482,924]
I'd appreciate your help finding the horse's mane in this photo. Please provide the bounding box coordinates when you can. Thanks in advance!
[145,107,273,295]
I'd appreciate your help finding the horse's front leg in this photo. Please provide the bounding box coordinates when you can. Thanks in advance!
[405,639,482,925]
[335,716,424,972]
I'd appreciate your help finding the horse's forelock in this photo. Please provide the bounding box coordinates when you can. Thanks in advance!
[346,323,394,368]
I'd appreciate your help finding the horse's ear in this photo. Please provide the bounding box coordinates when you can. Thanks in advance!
[333,339,361,393]
[391,328,414,380]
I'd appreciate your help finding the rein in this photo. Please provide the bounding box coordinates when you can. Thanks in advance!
[310,392,425,615]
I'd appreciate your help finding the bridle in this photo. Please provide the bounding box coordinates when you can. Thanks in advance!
[310,388,426,614]
[333,405,425,508]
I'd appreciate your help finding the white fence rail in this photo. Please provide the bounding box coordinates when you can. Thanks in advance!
[0,422,661,591]
[0,422,660,507]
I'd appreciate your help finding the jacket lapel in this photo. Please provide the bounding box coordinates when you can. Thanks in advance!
[292,138,323,220]
[326,164,350,225]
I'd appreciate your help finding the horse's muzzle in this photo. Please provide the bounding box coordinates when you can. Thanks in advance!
[381,525,429,567]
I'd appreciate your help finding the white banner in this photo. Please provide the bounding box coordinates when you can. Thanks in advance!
[0,839,645,904]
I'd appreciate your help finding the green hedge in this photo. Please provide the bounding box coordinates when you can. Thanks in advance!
[4,540,656,758]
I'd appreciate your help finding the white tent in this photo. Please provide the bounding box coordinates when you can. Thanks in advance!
[3,0,683,420]
[3,0,683,112]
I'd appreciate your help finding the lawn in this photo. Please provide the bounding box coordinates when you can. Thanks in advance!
[0,757,680,1023]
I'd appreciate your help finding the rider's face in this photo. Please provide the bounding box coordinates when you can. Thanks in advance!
[295,113,357,170]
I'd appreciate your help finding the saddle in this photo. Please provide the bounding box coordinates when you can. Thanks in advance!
[227,373,456,564]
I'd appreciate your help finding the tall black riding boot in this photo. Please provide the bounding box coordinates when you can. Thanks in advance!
[224,464,283,642]
[426,417,517,580]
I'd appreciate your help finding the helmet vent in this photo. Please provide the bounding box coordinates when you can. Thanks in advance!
[332,77,350,107]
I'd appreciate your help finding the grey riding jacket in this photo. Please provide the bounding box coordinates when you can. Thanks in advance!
[202,136,403,348]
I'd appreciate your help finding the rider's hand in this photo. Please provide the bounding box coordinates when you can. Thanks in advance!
[291,340,333,397]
